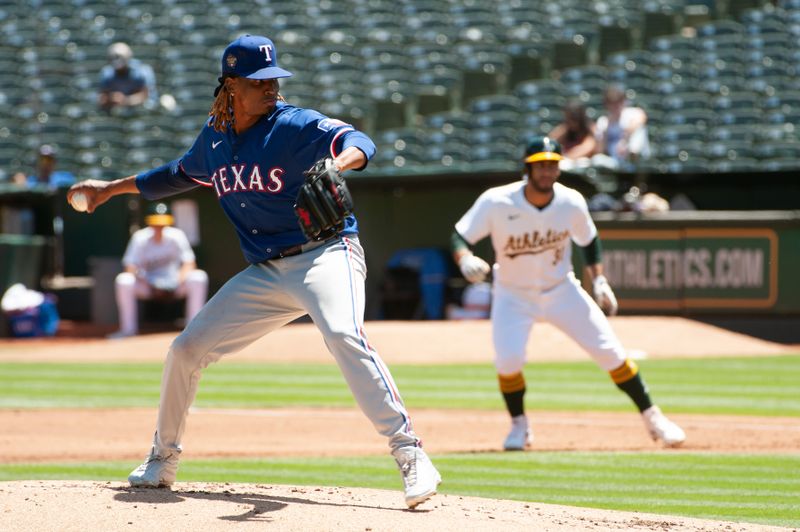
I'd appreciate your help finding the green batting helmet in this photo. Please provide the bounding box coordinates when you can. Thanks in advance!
[144,202,174,226]
[524,136,562,163]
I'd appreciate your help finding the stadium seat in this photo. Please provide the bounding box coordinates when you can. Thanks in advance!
[662,157,711,173]
[415,68,462,116]
[656,139,706,160]
[708,124,758,142]
[649,35,697,58]
[504,41,549,87]
[663,109,718,128]
[459,51,510,105]
[514,79,565,100]
[727,0,765,19]
[551,37,589,71]
[709,157,759,172]
[754,141,800,160]
[422,142,472,173]
[642,9,679,43]
[469,127,518,148]
[712,92,762,111]
[760,158,799,171]
[715,108,763,126]
[654,124,707,143]
[598,22,634,62]
[469,95,521,114]
[605,49,654,70]
[706,141,757,161]
[660,92,710,112]
[697,19,745,38]
[469,142,521,172]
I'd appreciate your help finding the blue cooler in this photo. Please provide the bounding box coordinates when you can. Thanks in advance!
[6,295,60,337]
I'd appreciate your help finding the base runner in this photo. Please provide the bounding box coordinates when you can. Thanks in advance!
[451,136,686,450]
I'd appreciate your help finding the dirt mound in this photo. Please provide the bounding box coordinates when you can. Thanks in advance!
[0,481,789,532]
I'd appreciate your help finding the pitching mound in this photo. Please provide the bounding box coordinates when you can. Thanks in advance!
[0,481,789,531]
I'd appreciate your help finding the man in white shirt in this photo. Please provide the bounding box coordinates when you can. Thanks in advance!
[109,202,208,338]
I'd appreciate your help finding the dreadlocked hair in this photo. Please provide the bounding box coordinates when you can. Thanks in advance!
[209,83,233,132]
[209,81,288,132]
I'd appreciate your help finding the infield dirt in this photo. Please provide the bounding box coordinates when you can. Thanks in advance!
[1,317,797,531]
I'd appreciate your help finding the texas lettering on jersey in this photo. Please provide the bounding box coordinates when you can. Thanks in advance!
[503,228,570,265]
[209,164,285,197]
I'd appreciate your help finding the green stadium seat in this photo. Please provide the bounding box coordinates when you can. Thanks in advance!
[642,9,679,43]
[706,140,757,160]
[550,38,589,71]
[598,21,634,62]
[709,157,759,172]
[708,124,757,142]
[754,141,800,159]
[504,41,549,87]
[415,69,462,116]
[761,158,799,171]
[715,108,763,126]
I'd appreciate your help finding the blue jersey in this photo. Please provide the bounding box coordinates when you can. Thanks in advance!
[135,101,375,264]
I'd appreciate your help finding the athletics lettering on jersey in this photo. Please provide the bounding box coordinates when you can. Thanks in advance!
[210,164,285,197]
[503,228,570,265]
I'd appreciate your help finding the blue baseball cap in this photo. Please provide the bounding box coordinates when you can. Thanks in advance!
[221,35,293,80]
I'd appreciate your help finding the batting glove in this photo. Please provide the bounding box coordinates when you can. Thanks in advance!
[593,274,618,316]
[458,254,490,284]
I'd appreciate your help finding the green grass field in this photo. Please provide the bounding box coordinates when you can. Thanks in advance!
[0,356,798,415]
[1,355,798,526]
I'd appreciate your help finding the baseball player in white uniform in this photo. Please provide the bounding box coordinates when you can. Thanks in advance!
[109,202,208,338]
[452,136,685,450]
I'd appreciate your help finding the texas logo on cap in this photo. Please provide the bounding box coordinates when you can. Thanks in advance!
[220,34,293,80]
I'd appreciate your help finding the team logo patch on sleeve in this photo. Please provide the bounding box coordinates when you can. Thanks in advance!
[317,118,350,131]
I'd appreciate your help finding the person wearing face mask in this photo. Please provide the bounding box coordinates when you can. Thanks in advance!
[97,41,158,111]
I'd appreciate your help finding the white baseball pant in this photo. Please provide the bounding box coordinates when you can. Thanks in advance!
[151,236,420,455]
[114,269,209,335]
[491,273,627,375]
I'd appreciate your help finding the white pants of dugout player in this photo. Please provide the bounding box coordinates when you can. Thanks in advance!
[151,236,420,457]
[114,270,209,336]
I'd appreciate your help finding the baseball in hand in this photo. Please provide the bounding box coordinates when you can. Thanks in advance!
[70,192,89,212]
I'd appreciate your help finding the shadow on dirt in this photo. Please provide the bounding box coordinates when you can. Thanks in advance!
[110,485,427,522]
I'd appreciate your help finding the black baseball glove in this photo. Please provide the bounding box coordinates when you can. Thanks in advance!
[294,158,354,240]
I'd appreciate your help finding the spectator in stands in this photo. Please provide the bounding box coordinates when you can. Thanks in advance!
[109,202,208,339]
[10,144,76,189]
[594,85,651,170]
[97,42,158,112]
[549,99,598,171]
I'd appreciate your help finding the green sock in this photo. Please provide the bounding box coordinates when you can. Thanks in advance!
[616,374,653,413]
[502,389,526,418]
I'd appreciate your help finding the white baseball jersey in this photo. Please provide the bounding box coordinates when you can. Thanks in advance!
[455,181,597,291]
[122,226,196,286]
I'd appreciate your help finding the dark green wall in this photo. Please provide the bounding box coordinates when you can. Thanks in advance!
[3,169,798,319]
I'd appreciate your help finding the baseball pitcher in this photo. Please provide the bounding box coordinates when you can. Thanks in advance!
[67,34,440,509]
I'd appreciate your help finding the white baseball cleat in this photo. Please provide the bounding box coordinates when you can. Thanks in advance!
[393,446,442,509]
[128,446,180,487]
[642,405,686,447]
[503,414,532,451]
